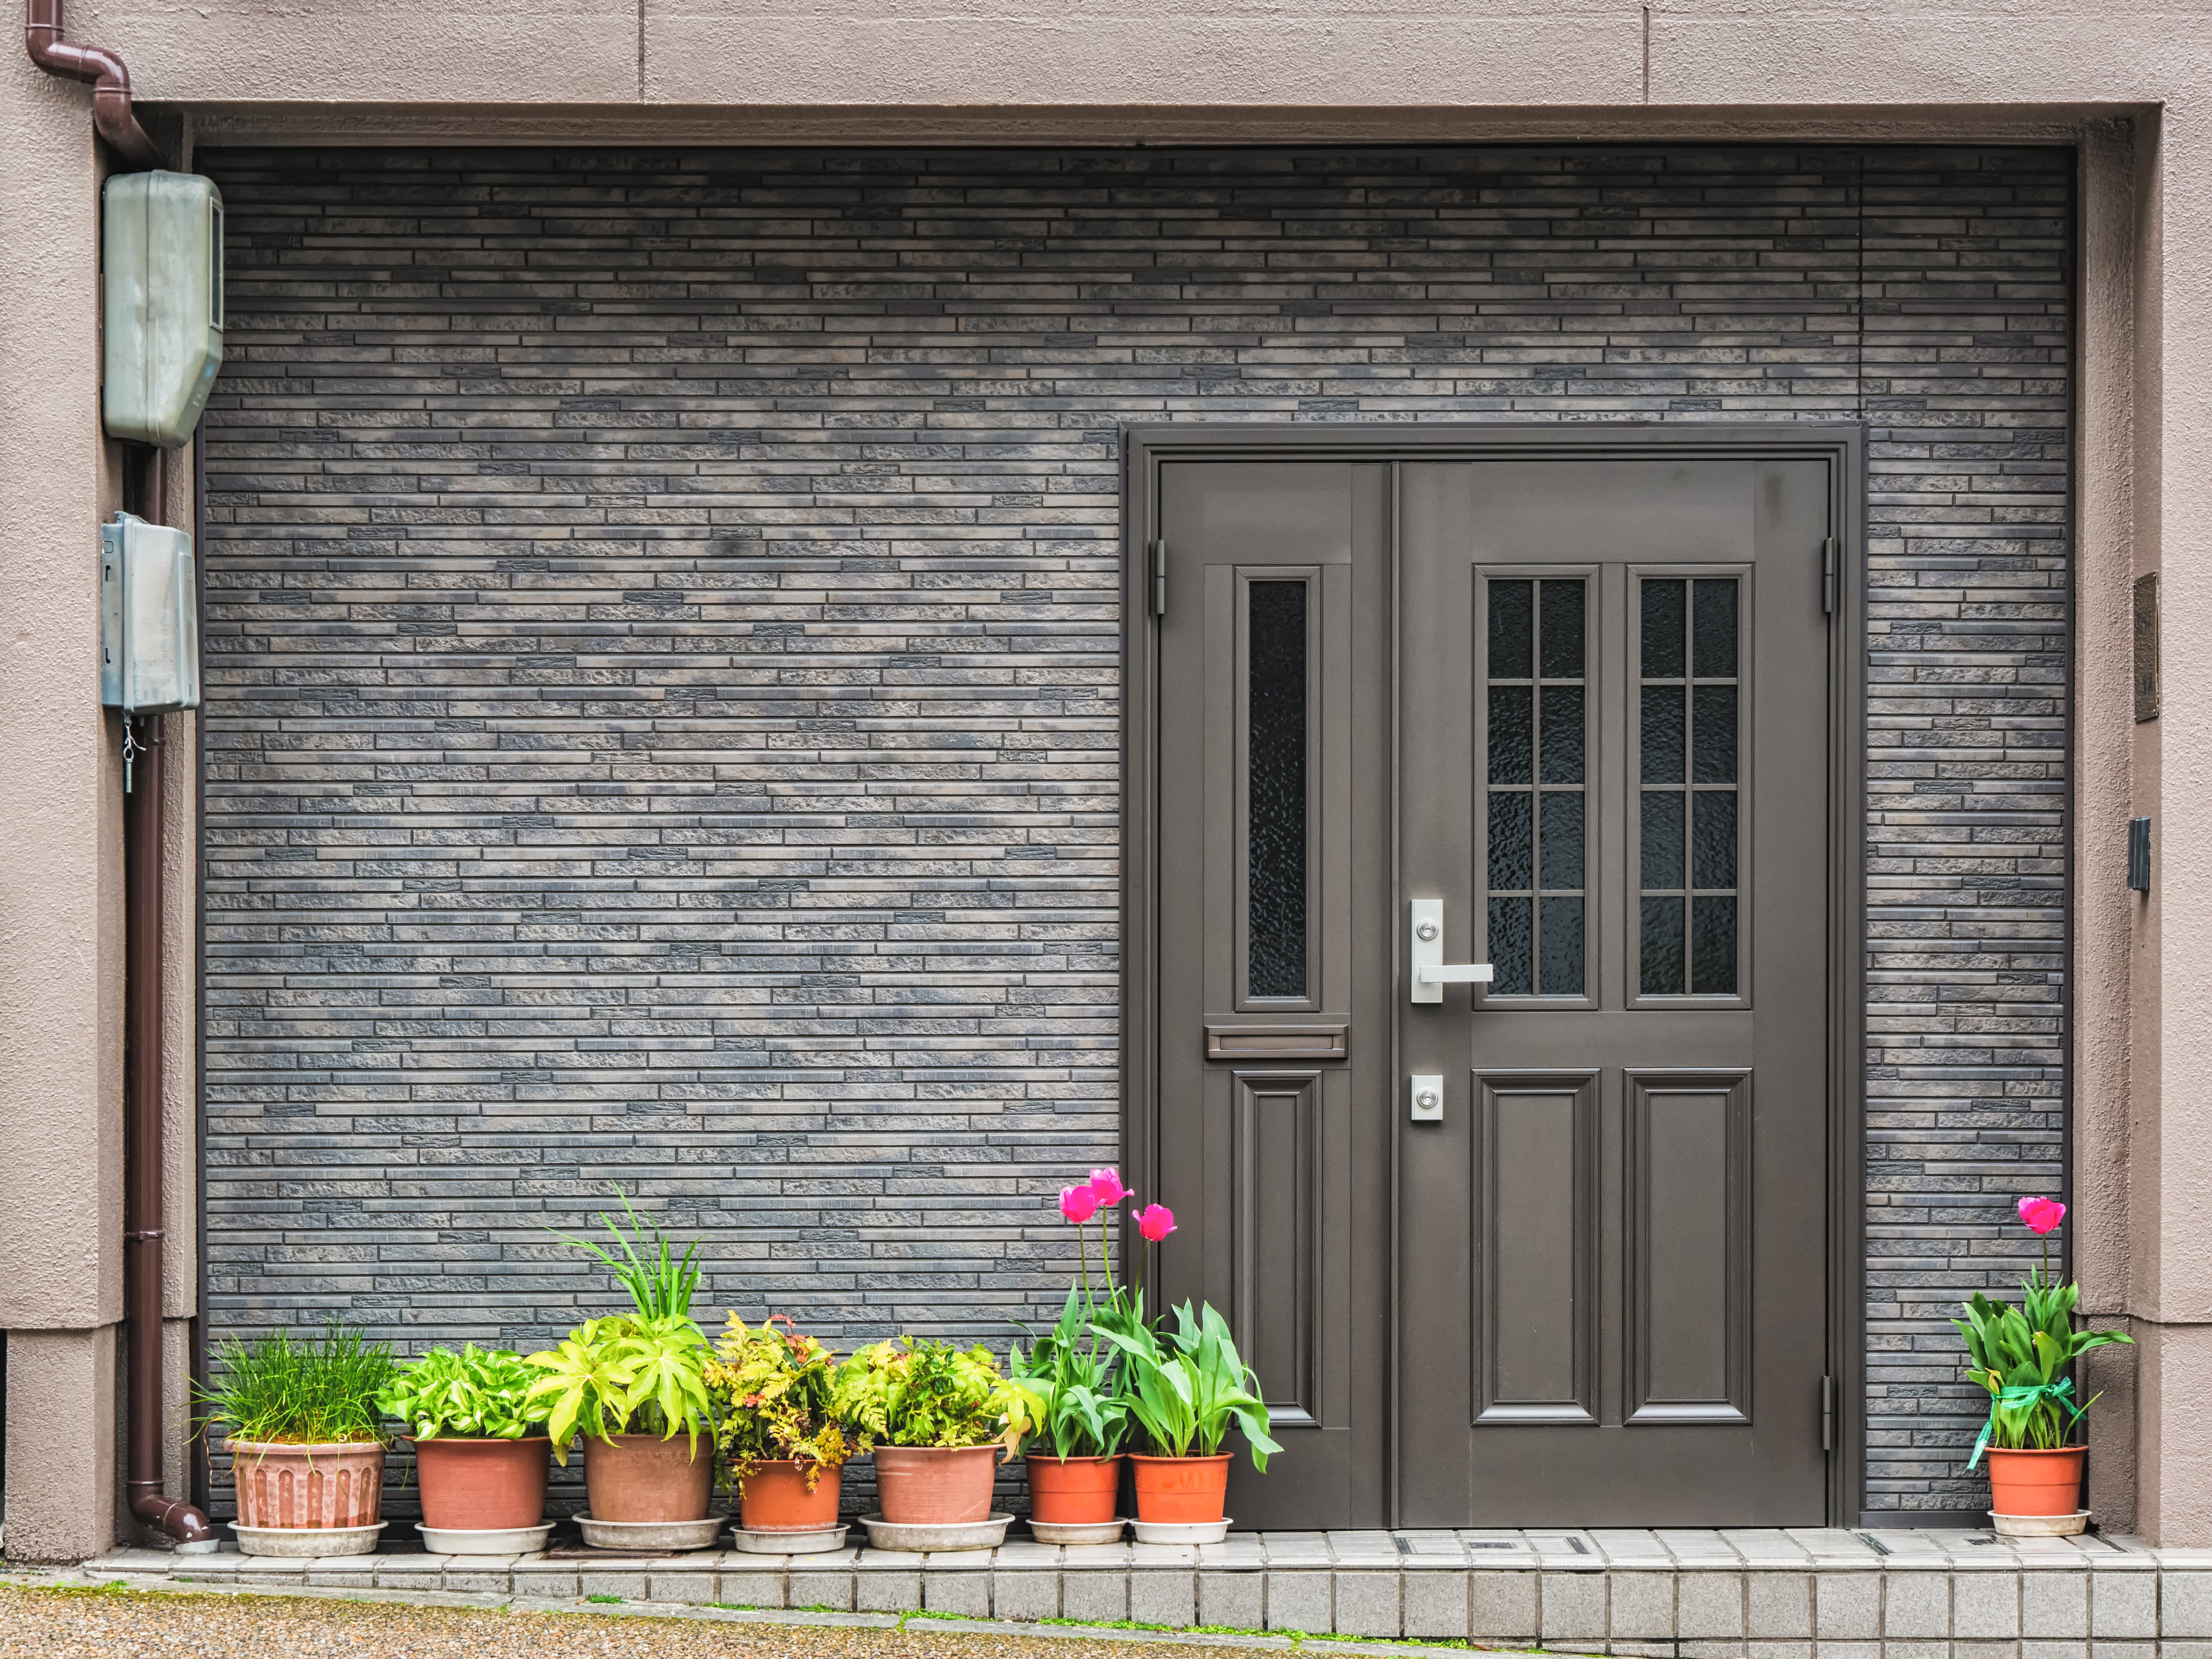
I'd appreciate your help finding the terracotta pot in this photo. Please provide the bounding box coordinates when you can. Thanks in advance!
[1986,1445,2087,1517]
[227,1439,386,1530]
[413,1437,549,1532]
[1026,1453,1122,1526]
[737,1459,844,1533]
[583,1433,714,1523]
[1130,1453,1232,1525]
[873,1444,999,1525]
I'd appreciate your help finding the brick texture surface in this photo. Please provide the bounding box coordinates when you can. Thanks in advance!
[195,145,2072,1517]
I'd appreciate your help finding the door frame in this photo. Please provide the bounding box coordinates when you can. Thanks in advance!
[1123,424,1867,1528]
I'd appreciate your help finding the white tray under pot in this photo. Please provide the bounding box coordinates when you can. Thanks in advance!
[416,1521,554,1555]
[858,1514,1012,1552]
[1991,1510,2090,1537]
[576,1514,728,1552]
[233,1521,387,1558]
[729,1523,850,1555]
[1130,1518,1231,1546]
[1026,1518,1128,1546]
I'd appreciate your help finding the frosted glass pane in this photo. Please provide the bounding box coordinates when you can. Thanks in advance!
[1248,580,1307,998]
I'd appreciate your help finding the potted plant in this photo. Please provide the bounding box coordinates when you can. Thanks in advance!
[196,1323,396,1557]
[525,1192,717,1535]
[1102,1297,1278,1538]
[1011,1170,1136,1533]
[1956,1196,2135,1532]
[832,1336,1038,1534]
[1080,1197,1276,1540]
[377,1343,553,1550]
[706,1313,853,1537]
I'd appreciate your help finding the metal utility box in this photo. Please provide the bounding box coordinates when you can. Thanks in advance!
[100,513,200,713]
[102,170,224,448]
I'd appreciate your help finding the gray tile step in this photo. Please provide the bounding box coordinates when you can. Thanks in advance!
[66,1527,2212,1651]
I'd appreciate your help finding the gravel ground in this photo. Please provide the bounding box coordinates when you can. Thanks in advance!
[0,1585,1312,1659]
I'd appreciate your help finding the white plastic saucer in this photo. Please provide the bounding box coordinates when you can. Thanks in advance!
[1130,1518,1231,1545]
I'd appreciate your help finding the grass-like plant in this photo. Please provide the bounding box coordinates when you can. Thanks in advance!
[551,1186,704,1326]
[196,1323,396,1446]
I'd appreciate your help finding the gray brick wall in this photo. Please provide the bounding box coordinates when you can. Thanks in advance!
[196,144,2071,1518]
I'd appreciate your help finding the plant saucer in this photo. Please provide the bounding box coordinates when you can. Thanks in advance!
[729,1523,849,1555]
[1990,1510,2089,1537]
[1130,1518,1231,1545]
[576,1513,726,1552]
[1027,1517,1127,1545]
[858,1513,1012,1552]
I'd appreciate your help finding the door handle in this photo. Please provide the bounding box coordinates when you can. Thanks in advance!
[1409,899,1493,1005]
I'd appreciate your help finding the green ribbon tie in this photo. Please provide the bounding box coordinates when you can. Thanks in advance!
[1968,1378,2085,1469]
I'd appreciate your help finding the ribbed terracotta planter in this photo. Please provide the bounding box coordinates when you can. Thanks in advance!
[1026,1453,1122,1526]
[228,1439,385,1530]
[873,1445,998,1525]
[583,1433,714,1523]
[1986,1446,2087,1518]
[737,1460,844,1533]
[1130,1453,1231,1525]
[414,1437,549,1532]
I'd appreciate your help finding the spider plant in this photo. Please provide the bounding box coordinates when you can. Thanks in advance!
[551,1186,705,1328]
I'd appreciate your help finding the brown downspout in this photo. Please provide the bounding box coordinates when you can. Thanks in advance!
[120,452,214,1549]
[26,3,215,1549]
[24,0,165,172]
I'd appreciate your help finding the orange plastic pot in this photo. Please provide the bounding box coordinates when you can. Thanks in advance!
[1026,1454,1121,1526]
[737,1460,843,1533]
[583,1433,714,1523]
[413,1437,549,1532]
[873,1445,999,1524]
[1130,1453,1231,1525]
[1986,1446,2086,1518]
[228,1439,385,1530]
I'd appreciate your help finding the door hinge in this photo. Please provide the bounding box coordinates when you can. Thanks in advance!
[1151,538,1168,617]
[1821,1374,1835,1452]
[1822,536,1838,615]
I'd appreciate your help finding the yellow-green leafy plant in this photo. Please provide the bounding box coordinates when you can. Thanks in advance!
[523,1314,714,1466]
[705,1314,851,1492]
[830,1337,1041,1458]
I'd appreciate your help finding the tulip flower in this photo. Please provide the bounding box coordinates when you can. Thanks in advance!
[2016,1195,2065,1286]
[1087,1167,1131,1207]
[1133,1202,1177,1243]
[1060,1184,1100,1225]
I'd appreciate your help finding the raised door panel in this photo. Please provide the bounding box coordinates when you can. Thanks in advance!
[1473,1070,1599,1425]
[1626,1069,1752,1424]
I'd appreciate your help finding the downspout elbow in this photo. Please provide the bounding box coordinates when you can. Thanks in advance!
[130,1489,215,1546]
[24,0,165,171]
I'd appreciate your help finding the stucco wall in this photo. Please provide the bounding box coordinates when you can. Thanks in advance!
[193,142,2070,1523]
[3,0,2208,1553]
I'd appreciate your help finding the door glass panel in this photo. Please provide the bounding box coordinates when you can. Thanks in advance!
[1484,576,1587,997]
[1248,579,1308,998]
[1638,574,1742,996]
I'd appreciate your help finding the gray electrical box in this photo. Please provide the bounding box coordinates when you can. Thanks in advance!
[101,513,200,714]
[102,170,224,448]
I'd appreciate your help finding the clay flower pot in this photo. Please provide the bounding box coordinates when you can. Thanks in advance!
[1986,1445,2087,1518]
[413,1437,550,1532]
[583,1433,714,1523]
[228,1439,386,1530]
[873,1444,999,1525]
[736,1459,844,1533]
[1130,1453,1232,1525]
[1027,1453,1122,1526]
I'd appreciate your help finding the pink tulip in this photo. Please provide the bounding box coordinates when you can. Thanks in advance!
[1133,1202,1177,1243]
[1060,1184,1100,1225]
[2017,1196,2066,1236]
[1087,1167,1131,1207]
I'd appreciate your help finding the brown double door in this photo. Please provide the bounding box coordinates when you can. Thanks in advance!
[1150,443,1835,1527]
